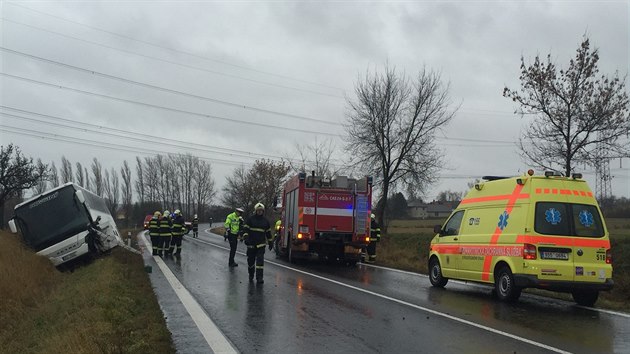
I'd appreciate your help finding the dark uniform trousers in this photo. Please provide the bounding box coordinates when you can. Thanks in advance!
[228,233,238,265]
[247,245,266,281]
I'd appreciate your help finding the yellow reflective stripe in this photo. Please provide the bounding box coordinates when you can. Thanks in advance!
[255,266,264,269]
[256,244,266,248]
[249,227,266,232]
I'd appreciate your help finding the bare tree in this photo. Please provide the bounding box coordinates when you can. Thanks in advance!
[75,162,85,187]
[90,157,104,196]
[222,165,254,213]
[503,37,630,176]
[284,138,345,179]
[49,161,59,188]
[33,158,49,195]
[84,166,90,191]
[193,159,216,218]
[346,65,456,231]
[134,156,145,204]
[0,144,47,225]
[121,160,133,226]
[60,156,73,184]
[222,160,289,217]
[103,168,120,216]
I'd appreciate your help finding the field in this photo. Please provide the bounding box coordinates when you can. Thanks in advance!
[0,230,174,353]
[379,218,630,310]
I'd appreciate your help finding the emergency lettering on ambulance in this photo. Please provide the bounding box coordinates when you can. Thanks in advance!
[428,170,613,306]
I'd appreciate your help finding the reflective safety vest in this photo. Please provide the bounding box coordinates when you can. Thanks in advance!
[172,215,185,236]
[148,217,160,237]
[159,218,172,237]
[224,212,241,235]
[276,220,282,232]
[243,214,272,248]
[370,219,381,242]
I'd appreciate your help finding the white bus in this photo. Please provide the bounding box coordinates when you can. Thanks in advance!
[8,182,122,266]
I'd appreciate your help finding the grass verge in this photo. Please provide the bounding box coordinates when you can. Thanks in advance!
[0,230,174,353]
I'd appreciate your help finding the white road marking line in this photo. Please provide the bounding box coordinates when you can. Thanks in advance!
[194,234,567,354]
[360,262,630,318]
[139,233,238,354]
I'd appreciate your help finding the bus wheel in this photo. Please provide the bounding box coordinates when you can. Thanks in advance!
[494,266,521,302]
[572,290,599,307]
[429,257,448,287]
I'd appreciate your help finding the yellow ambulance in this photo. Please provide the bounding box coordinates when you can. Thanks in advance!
[428,171,613,306]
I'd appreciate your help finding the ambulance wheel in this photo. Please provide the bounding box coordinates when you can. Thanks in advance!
[429,257,448,287]
[494,266,522,302]
[572,290,599,307]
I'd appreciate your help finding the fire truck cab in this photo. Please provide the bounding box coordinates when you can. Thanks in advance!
[275,172,373,265]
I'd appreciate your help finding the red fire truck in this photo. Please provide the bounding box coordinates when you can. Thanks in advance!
[275,172,373,265]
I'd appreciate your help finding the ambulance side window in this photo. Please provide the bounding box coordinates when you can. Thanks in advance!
[442,210,464,236]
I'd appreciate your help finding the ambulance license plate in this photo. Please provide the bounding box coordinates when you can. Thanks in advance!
[541,251,569,260]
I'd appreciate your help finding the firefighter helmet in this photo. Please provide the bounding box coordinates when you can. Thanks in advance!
[254,202,265,211]
[163,210,170,218]
[154,211,161,217]
[194,214,198,218]
[174,209,182,215]
[371,213,375,219]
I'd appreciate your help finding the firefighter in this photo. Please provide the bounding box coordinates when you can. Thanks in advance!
[242,203,273,284]
[366,213,381,263]
[158,210,173,257]
[224,207,244,267]
[170,209,186,256]
[192,214,199,238]
[273,219,282,250]
[148,211,161,256]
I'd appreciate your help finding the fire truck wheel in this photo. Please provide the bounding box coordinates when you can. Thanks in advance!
[288,244,295,264]
[429,257,448,287]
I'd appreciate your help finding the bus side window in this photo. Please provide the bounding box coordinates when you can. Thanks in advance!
[443,210,464,236]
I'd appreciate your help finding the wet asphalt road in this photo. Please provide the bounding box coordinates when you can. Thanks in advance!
[144,224,630,354]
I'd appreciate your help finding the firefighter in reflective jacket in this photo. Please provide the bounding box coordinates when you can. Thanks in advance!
[366,214,381,263]
[224,207,244,267]
[158,210,173,257]
[170,209,186,256]
[148,211,161,256]
[242,203,273,284]
[273,219,282,250]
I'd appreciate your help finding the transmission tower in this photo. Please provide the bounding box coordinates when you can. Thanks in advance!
[594,141,612,201]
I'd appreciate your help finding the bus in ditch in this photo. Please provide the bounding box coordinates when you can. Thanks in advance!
[8,182,122,266]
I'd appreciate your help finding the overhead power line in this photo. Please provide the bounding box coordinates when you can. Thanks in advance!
[0,47,341,126]
[0,105,350,168]
[0,124,253,167]
[1,72,340,136]
[2,18,345,99]
[8,2,346,93]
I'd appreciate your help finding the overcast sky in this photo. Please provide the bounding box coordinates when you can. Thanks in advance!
[1,0,628,202]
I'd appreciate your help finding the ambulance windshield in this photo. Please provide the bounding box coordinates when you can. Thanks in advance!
[534,202,604,237]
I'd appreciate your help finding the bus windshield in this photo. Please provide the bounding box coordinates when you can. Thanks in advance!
[15,185,90,251]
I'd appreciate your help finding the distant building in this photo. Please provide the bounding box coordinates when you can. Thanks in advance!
[407,201,458,219]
